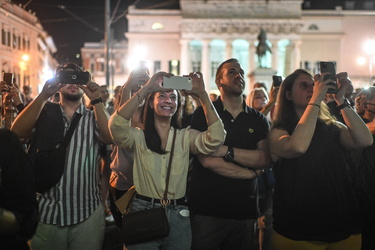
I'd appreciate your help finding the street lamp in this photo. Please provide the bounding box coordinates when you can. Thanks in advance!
[363,39,375,86]
[22,54,29,62]
[19,54,30,88]
[127,45,148,72]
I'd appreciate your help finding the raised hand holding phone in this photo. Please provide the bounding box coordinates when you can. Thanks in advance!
[272,75,282,87]
[319,61,338,94]
[2,73,14,86]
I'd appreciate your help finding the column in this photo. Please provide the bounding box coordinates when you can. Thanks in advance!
[225,40,232,59]
[180,39,189,75]
[247,40,256,92]
[248,40,256,72]
[201,39,210,93]
[292,40,302,70]
[271,40,279,72]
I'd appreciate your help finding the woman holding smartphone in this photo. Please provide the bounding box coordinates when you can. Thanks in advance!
[268,69,372,249]
[109,71,225,250]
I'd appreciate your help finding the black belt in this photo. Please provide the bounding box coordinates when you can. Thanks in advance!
[135,194,187,206]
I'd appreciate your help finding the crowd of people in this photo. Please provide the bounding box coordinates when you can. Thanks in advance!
[0,58,374,250]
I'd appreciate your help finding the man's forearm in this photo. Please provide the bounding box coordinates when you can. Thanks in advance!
[199,156,258,179]
[11,95,48,138]
[93,103,112,144]
[232,148,271,168]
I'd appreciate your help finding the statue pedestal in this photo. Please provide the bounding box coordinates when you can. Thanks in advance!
[248,68,277,91]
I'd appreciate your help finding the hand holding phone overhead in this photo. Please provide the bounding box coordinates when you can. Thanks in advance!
[272,75,282,87]
[2,73,14,86]
[319,61,338,94]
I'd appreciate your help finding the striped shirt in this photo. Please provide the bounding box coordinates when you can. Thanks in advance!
[37,103,102,226]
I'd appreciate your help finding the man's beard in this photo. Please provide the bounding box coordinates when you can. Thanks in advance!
[221,84,244,96]
[62,93,83,102]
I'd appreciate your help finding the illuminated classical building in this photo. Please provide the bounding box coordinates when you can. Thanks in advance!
[125,0,375,93]
[81,40,127,90]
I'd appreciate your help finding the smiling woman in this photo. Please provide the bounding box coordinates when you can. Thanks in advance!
[109,71,225,249]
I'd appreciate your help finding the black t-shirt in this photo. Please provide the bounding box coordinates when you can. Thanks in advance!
[188,97,269,219]
[273,120,360,242]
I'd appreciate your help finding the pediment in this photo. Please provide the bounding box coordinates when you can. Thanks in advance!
[180,0,304,18]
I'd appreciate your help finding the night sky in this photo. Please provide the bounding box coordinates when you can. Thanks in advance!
[12,0,136,65]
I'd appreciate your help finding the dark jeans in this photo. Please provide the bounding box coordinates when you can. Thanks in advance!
[191,214,257,250]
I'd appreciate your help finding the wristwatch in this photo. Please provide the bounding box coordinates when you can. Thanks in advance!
[90,97,103,106]
[337,98,351,110]
[224,146,234,162]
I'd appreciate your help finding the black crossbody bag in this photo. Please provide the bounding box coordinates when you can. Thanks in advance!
[121,129,177,245]
[32,113,82,193]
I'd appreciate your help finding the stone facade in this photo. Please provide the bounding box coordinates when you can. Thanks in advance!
[0,2,58,96]
[81,40,128,92]
[125,1,375,93]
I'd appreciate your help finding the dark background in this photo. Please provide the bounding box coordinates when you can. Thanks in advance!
[12,0,137,65]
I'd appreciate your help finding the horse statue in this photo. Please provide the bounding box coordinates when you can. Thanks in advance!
[256,28,272,68]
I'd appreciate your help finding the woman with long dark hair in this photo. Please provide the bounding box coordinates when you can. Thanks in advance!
[109,71,225,249]
[268,69,372,249]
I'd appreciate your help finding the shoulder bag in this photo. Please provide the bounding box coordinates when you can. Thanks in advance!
[120,129,177,245]
[34,113,82,193]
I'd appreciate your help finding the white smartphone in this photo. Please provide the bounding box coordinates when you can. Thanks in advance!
[163,76,192,90]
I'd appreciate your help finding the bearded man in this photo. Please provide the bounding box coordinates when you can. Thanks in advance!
[11,62,112,250]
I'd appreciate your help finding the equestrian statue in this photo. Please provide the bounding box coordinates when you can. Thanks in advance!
[256,28,272,68]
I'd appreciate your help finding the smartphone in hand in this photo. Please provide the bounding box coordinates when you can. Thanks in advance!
[163,76,192,90]
[319,61,337,94]
[2,73,14,86]
[272,75,282,87]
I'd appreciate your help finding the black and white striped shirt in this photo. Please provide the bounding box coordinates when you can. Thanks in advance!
[38,104,102,226]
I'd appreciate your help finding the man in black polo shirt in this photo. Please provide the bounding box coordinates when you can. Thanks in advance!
[189,58,270,250]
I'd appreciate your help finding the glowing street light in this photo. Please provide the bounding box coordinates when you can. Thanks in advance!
[127,45,148,71]
[22,54,30,61]
[364,40,375,55]
[357,56,366,66]
[19,54,30,87]
[363,39,375,86]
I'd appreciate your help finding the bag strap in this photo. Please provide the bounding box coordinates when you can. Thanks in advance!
[161,128,177,206]
[60,113,82,149]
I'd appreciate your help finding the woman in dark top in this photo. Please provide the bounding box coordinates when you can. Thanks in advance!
[268,69,372,249]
